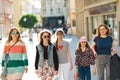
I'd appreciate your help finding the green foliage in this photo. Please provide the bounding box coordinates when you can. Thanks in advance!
[19,14,39,29]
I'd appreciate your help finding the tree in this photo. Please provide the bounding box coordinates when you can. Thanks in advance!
[19,14,39,29]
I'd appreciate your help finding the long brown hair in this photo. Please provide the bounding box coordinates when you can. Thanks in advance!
[55,29,64,50]
[76,42,90,51]
[7,27,21,43]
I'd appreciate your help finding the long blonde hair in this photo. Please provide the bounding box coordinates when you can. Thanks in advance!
[7,27,21,43]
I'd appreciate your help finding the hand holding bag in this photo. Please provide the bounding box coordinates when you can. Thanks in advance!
[1,41,18,80]
[74,68,80,80]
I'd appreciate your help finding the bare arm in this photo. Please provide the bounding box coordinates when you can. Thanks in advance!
[91,42,97,57]
[111,42,117,54]
[91,65,96,75]
[67,46,73,71]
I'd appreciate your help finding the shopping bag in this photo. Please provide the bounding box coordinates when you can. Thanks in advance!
[1,54,10,80]
[1,72,7,80]
[74,70,80,80]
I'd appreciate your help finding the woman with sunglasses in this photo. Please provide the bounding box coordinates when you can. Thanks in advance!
[1,27,28,80]
[55,29,73,80]
[91,24,117,80]
[35,29,59,80]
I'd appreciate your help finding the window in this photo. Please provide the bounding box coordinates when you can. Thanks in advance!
[72,20,76,26]
[43,9,46,15]
[50,9,53,14]
[58,8,60,14]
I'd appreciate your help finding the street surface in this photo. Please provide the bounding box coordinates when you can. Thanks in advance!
[0,34,120,80]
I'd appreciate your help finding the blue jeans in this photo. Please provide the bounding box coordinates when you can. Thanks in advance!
[78,65,91,80]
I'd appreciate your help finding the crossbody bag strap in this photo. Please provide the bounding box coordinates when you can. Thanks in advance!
[7,40,19,53]
[3,41,18,77]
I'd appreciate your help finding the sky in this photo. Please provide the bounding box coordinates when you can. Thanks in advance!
[30,0,41,8]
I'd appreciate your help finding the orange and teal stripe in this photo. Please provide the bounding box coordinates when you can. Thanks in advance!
[1,44,28,74]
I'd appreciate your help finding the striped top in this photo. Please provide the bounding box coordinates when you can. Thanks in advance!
[1,41,28,74]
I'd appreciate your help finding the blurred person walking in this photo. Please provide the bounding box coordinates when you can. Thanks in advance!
[35,29,59,80]
[75,36,96,80]
[55,29,73,80]
[91,24,117,80]
[1,27,28,80]
[29,29,33,45]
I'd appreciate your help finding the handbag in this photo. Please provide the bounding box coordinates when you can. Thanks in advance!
[1,72,7,80]
[110,54,120,80]
[1,41,18,80]
[74,68,80,80]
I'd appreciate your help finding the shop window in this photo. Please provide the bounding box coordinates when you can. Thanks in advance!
[50,9,53,14]
[43,9,46,15]
[72,20,76,27]
[58,8,60,14]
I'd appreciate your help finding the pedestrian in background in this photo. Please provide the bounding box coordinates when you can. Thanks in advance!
[93,28,98,37]
[55,29,73,80]
[91,24,117,80]
[75,36,96,80]
[29,29,33,45]
[35,29,59,80]
[1,27,28,80]
[108,24,113,37]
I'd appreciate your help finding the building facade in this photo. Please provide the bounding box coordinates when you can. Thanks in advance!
[69,0,76,34]
[13,0,23,28]
[75,0,120,45]
[41,0,69,29]
[0,0,13,39]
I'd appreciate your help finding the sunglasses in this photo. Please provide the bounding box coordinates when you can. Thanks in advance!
[11,32,19,35]
[43,35,50,38]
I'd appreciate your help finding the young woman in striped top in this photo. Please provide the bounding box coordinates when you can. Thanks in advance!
[1,27,28,80]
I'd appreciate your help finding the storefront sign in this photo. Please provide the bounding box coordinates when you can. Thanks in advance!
[89,3,116,15]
